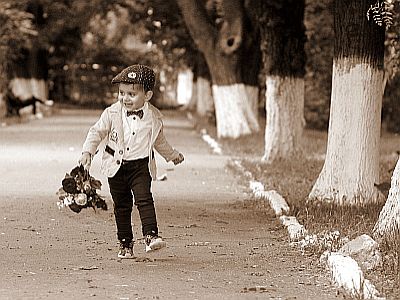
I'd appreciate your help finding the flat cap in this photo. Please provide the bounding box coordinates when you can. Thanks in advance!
[111,64,156,91]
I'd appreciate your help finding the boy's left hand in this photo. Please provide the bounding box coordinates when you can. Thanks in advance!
[172,153,184,165]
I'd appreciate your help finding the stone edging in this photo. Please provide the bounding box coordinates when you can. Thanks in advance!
[200,129,222,154]
[198,129,384,300]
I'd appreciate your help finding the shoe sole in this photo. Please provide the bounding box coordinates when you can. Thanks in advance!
[118,253,134,259]
[145,240,166,253]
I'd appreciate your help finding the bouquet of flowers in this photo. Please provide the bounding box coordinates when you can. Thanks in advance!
[56,165,108,213]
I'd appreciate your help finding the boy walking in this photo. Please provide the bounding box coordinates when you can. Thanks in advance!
[79,64,184,259]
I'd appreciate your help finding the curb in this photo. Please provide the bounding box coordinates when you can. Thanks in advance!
[199,129,384,300]
[200,129,222,154]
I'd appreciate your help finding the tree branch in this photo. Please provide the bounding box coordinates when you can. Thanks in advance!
[176,0,216,53]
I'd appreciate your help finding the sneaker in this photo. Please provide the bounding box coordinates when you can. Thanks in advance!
[118,239,134,259]
[145,235,166,252]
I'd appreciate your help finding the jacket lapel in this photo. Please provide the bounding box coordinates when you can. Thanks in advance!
[148,103,162,145]
[109,101,125,146]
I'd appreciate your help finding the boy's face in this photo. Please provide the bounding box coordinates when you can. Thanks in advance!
[118,83,153,111]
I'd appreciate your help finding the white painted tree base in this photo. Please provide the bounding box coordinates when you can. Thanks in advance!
[263,76,304,162]
[373,157,400,240]
[196,77,214,116]
[309,60,384,205]
[245,85,259,120]
[212,84,259,138]
[177,69,193,106]
[10,78,48,100]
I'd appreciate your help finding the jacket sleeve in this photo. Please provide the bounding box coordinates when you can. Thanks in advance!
[154,126,180,162]
[82,109,111,155]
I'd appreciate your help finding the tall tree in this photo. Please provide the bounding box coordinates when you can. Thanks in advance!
[309,0,386,205]
[9,0,48,101]
[176,0,261,138]
[371,0,400,242]
[0,1,36,93]
[194,53,214,117]
[373,156,400,242]
[252,0,306,162]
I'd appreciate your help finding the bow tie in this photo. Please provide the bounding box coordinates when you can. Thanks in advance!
[127,109,144,119]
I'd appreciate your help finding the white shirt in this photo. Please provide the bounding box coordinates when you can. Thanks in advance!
[122,102,152,160]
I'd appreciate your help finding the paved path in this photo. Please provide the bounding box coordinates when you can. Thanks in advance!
[0,109,339,299]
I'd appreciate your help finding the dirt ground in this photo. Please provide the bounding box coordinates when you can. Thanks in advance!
[0,109,341,299]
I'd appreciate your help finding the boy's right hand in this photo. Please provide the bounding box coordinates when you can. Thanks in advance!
[79,152,92,170]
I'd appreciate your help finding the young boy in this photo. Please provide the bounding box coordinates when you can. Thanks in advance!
[79,64,184,259]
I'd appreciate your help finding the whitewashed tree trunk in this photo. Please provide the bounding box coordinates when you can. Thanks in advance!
[177,69,193,106]
[158,70,178,107]
[196,77,213,117]
[262,76,304,162]
[309,60,384,205]
[9,78,48,116]
[10,78,48,100]
[0,93,5,117]
[212,84,259,138]
[245,85,259,120]
[373,158,400,241]
[186,78,197,111]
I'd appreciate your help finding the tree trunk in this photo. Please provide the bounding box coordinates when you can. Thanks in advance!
[254,0,306,162]
[186,77,197,111]
[177,0,260,138]
[245,85,259,120]
[9,1,48,103]
[212,83,258,138]
[373,157,400,242]
[206,51,259,137]
[263,76,304,161]
[309,0,385,205]
[177,69,193,106]
[196,76,213,117]
[158,69,178,108]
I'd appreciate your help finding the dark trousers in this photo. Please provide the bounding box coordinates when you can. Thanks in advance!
[108,157,158,242]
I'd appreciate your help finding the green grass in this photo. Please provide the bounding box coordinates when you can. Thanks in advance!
[194,112,400,299]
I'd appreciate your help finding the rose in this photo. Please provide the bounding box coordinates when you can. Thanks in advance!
[62,177,78,194]
[75,193,87,206]
[83,180,91,192]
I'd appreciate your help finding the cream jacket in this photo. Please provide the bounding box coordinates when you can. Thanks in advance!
[82,101,179,179]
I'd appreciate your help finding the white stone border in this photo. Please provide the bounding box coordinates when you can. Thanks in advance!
[200,128,222,155]
[197,129,385,299]
[229,158,384,300]
[322,252,383,299]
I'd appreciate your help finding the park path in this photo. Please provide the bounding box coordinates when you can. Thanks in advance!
[0,109,339,299]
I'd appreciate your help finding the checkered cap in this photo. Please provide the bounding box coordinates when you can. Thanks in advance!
[111,64,156,91]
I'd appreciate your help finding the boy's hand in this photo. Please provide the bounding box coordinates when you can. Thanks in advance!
[172,153,184,165]
[78,152,92,170]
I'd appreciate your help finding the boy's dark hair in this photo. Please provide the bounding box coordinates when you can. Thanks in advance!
[111,64,155,92]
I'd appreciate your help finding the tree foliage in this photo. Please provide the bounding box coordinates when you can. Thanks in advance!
[2,0,399,131]
[382,0,400,131]
[0,1,37,90]
[304,0,333,130]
